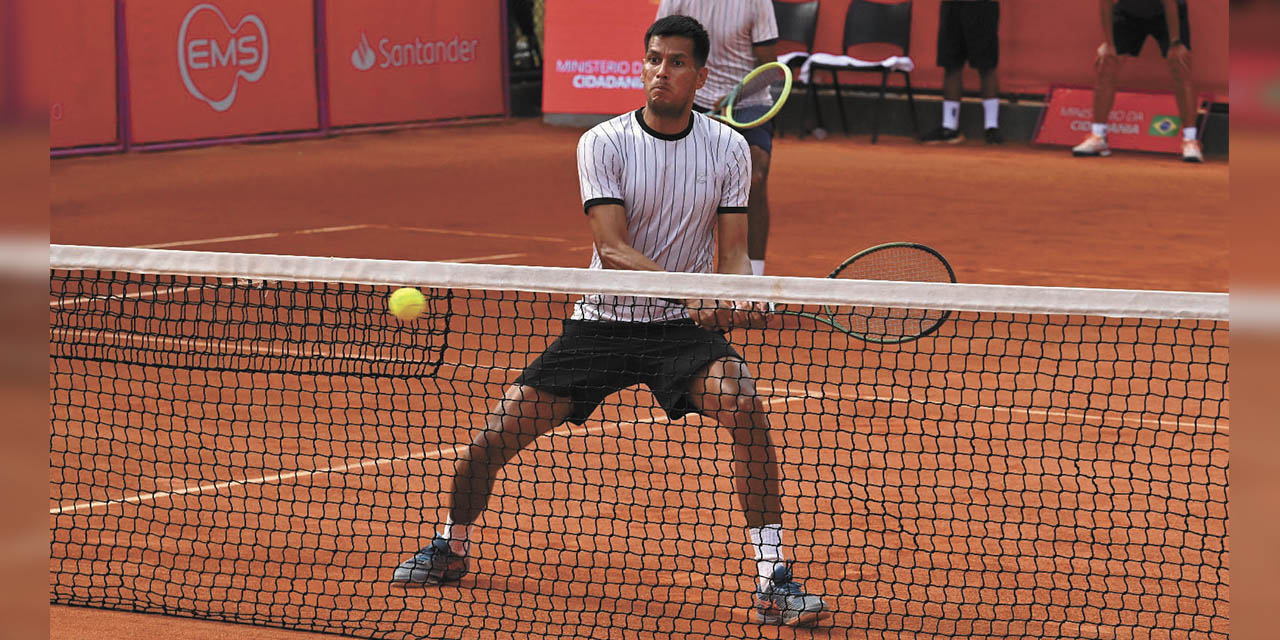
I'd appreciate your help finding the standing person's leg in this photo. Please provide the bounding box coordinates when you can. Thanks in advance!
[687,356,829,627]
[923,1,966,143]
[747,146,771,275]
[971,0,1002,143]
[392,385,573,585]
[1076,4,1139,157]
[1161,4,1202,162]
[721,105,775,275]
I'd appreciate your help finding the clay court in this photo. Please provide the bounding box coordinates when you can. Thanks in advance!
[50,120,1228,640]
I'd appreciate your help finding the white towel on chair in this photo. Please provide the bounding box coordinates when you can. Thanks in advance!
[789,53,915,83]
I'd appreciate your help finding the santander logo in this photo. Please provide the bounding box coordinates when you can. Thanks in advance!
[350,31,480,71]
[177,3,269,112]
[351,32,376,71]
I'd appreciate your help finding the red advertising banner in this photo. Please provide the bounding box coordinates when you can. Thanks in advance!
[124,0,319,144]
[542,0,657,115]
[50,1,119,149]
[1034,86,1209,155]
[325,0,506,127]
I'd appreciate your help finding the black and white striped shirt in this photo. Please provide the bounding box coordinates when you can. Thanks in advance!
[575,109,751,322]
[657,0,779,109]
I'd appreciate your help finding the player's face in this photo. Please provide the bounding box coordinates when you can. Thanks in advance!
[642,35,708,117]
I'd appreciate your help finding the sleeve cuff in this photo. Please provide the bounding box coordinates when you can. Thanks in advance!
[752,38,779,47]
[717,206,749,214]
[583,197,625,214]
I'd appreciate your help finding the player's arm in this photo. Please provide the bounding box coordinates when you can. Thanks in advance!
[586,203,665,272]
[752,42,778,67]
[716,213,752,277]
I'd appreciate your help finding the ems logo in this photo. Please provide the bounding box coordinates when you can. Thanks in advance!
[1148,115,1181,137]
[178,3,269,112]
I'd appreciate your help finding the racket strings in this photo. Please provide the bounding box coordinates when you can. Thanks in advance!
[737,67,788,102]
[828,245,954,342]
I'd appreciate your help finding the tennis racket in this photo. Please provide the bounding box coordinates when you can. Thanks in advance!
[768,242,957,344]
[709,61,793,129]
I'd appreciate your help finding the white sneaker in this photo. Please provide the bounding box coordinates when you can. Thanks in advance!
[1182,139,1204,163]
[1072,134,1111,157]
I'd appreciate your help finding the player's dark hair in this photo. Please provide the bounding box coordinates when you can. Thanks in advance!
[644,15,710,67]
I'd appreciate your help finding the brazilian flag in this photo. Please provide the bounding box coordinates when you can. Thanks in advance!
[1149,115,1181,137]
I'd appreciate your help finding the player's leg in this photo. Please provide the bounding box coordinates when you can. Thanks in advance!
[391,384,573,585]
[747,144,772,275]
[448,384,574,528]
[688,357,781,524]
[686,356,829,627]
[726,109,776,275]
[1159,4,1201,162]
[1076,3,1138,156]
[969,0,1002,144]
[922,1,966,144]
[392,320,624,585]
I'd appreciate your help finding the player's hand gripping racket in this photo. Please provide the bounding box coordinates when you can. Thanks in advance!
[709,61,793,129]
[770,242,957,344]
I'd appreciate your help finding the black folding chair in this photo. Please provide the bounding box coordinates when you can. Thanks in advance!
[806,0,919,143]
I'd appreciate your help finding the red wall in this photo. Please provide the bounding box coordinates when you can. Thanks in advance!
[124,0,320,144]
[325,0,506,128]
[49,1,119,148]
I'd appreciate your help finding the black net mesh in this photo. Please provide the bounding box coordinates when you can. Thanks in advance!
[50,267,1228,640]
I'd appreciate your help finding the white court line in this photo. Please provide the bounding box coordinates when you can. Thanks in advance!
[296,224,375,235]
[133,232,285,249]
[129,224,379,249]
[391,225,570,244]
[49,395,808,516]
[440,252,527,263]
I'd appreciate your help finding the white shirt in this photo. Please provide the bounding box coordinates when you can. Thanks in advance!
[574,109,751,322]
[657,0,779,109]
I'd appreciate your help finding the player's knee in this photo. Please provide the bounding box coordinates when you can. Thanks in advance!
[721,380,761,417]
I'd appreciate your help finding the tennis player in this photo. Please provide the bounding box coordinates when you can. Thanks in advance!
[392,14,830,627]
[1072,0,1202,162]
[656,0,779,277]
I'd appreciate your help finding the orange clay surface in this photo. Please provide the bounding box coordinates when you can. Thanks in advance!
[49,118,1228,640]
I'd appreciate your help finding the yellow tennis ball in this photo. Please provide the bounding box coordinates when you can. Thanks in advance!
[388,287,426,321]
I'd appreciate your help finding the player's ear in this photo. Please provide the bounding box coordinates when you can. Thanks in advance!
[695,64,709,89]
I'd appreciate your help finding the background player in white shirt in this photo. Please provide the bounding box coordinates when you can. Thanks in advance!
[392,14,829,627]
[657,0,780,278]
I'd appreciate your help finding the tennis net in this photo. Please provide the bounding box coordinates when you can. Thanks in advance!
[50,244,1228,640]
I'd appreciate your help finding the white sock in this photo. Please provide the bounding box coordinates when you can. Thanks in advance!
[750,259,765,276]
[749,524,786,590]
[1183,126,1197,141]
[1091,122,1108,138]
[982,98,999,129]
[442,517,471,556]
[942,100,960,130]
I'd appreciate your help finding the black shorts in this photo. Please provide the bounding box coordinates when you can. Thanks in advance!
[694,104,773,153]
[937,1,1000,71]
[1114,3,1191,57]
[514,319,742,425]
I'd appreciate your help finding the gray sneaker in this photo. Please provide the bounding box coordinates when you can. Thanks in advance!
[391,535,469,585]
[753,565,830,627]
